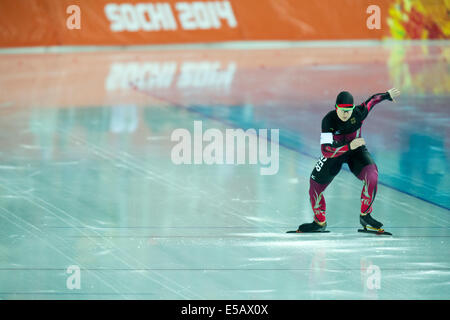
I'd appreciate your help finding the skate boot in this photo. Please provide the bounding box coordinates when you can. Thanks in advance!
[287,220,328,233]
[359,213,392,235]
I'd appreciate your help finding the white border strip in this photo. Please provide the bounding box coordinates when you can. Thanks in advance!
[0,39,449,54]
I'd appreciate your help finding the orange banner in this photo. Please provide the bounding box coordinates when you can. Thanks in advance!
[0,0,448,47]
[0,0,388,47]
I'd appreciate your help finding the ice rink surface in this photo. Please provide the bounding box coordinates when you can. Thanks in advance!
[0,41,449,299]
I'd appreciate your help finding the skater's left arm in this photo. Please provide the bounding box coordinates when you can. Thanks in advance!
[358,88,400,118]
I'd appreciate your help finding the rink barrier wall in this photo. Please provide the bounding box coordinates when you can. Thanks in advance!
[0,0,448,47]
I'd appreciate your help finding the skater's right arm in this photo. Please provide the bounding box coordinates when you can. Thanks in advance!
[349,138,365,150]
[320,117,350,158]
[321,135,365,157]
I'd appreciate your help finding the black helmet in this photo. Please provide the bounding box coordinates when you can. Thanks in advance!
[336,91,354,105]
[335,91,355,110]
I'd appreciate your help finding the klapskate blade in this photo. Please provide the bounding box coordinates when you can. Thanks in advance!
[286,230,330,233]
[358,229,392,236]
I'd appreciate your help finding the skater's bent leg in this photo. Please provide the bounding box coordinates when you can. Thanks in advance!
[309,178,330,225]
[347,148,378,215]
[308,156,341,225]
[357,164,378,215]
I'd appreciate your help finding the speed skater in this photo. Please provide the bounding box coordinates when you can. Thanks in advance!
[294,88,401,234]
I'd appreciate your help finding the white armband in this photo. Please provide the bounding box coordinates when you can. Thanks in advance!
[320,132,333,145]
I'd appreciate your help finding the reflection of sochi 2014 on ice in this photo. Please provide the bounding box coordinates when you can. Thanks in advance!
[171,121,279,176]
[105,61,236,91]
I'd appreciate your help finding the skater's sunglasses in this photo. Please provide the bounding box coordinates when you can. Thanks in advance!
[335,104,355,111]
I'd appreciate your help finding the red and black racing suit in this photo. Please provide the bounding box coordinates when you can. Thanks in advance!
[309,92,392,224]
